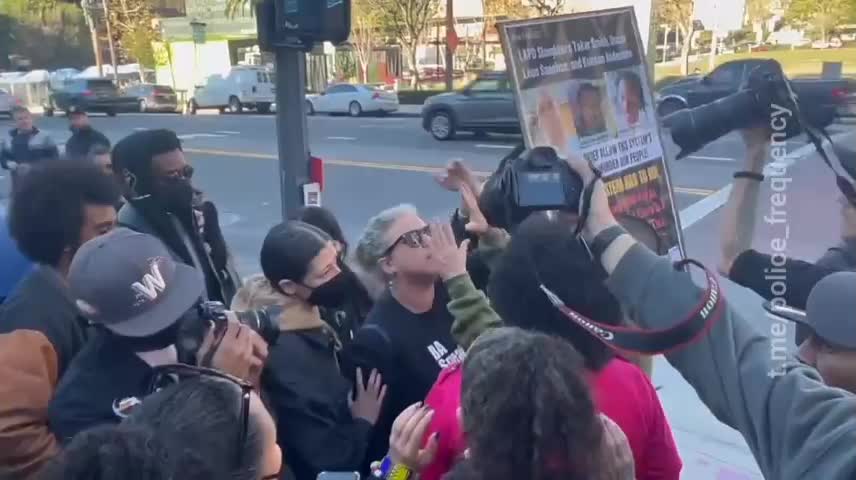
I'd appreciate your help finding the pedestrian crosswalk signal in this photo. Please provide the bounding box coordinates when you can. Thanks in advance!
[269,0,350,48]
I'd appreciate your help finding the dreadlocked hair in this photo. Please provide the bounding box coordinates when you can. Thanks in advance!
[453,327,604,480]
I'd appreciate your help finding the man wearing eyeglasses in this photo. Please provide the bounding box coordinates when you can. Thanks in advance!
[111,129,241,306]
[48,228,267,442]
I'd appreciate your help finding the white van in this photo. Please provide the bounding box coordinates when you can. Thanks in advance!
[189,66,275,114]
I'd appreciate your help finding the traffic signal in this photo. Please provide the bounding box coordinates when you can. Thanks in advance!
[259,0,350,48]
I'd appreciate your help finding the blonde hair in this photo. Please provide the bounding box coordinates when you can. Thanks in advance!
[354,204,419,277]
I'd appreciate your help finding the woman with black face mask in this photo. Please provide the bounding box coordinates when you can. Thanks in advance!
[290,205,376,347]
[235,221,386,480]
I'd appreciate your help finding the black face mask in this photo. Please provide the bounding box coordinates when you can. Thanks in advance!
[105,320,182,353]
[157,177,195,213]
[306,272,350,308]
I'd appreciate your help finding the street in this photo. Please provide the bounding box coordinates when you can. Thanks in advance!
[1,111,854,479]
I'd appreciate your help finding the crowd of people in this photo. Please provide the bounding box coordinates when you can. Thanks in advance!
[0,103,855,480]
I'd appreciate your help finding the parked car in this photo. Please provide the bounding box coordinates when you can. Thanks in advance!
[188,66,274,114]
[421,71,519,141]
[305,84,399,117]
[43,78,137,117]
[0,88,20,117]
[655,59,855,122]
[123,84,180,113]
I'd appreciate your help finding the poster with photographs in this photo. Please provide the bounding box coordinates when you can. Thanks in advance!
[499,7,684,257]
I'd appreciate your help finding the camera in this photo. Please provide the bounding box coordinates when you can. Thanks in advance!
[479,145,584,230]
[197,301,282,346]
[663,59,837,157]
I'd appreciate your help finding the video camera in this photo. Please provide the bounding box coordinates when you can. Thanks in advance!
[663,59,837,157]
[478,145,584,230]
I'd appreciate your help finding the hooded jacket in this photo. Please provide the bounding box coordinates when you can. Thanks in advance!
[118,197,240,306]
[607,245,856,480]
[233,275,370,480]
[0,127,59,168]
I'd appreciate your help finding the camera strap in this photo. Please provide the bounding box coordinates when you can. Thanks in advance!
[539,259,725,356]
[573,166,604,237]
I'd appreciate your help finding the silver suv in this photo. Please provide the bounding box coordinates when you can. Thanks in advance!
[421,72,519,140]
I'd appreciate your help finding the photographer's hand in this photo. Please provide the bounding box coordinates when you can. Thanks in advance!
[565,156,636,274]
[459,183,509,245]
[425,222,470,281]
[388,402,439,472]
[197,321,268,384]
[349,368,387,425]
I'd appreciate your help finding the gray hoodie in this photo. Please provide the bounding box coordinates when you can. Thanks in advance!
[606,244,856,480]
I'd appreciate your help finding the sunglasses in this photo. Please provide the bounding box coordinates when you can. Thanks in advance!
[384,225,431,255]
[163,164,195,180]
[147,364,252,468]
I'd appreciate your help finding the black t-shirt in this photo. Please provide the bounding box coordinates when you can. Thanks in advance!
[48,331,155,443]
[345,285,465,468]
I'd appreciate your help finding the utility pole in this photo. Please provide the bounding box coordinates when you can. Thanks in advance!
[102,0,119,81]
[444,0,454,90]
[83,4,104,77]
[708,1,718,72]
[274,48,311,218]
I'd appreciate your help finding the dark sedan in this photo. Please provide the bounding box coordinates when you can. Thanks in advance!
[124,84,180,113]
[43,78,138,117]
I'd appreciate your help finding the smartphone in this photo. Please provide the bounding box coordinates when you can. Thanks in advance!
[316,473,360,480]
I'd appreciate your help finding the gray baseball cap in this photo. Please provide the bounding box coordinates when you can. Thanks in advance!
[68,228,204,337]
[792,272,856,349]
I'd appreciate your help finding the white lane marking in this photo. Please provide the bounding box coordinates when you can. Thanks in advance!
[679,133,852,230]
[134,127,147,131]
[177,133,227,139]
[327,136,357,141]
[216,130,241,135]
[475,144,515,149]
[688,155,735,162]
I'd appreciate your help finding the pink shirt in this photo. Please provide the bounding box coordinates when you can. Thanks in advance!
[421,357,682,480]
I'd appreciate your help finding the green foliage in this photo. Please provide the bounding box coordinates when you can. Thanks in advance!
[0,0,93,69]
[104,0,160,66]
[335,51,357,81]
[786,0,854,41]
[369,0,439,88]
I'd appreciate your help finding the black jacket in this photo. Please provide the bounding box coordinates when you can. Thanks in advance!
[344,287,465,469]
[65,126,110,160]
[0,128,59,168]
[48,331,155,443]
[118,199,241,305]
[262,328,373,480]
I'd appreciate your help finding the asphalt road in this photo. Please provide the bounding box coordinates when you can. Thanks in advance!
[1,111,854,479]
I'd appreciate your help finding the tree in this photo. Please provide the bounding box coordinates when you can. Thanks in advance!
[371,0,439,89]
[744,0,773,42]
[351,0,382,83]
[786,0,852,42]
[484,0,530,19]
[1,0,92,70]
[529,0,564,16]
[655,0,696,75]
[104,0,159,71]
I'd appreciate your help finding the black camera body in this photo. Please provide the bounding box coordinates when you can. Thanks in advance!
[197,301,281,346]
[664,59,837,157]
[479,146,584,230]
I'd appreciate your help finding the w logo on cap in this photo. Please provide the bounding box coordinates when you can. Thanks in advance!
[132,259,167,302]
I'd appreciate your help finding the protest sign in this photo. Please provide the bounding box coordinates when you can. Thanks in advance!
[498,7,685,258]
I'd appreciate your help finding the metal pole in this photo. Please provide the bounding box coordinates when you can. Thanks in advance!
[102,0,119,81]
[444,0,454,90]
[275,47,310,219]
[708,1,718,71]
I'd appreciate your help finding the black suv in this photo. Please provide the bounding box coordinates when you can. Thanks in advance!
[43,78,137,117]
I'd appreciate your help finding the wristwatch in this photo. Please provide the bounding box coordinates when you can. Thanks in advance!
[587,225,628,260]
